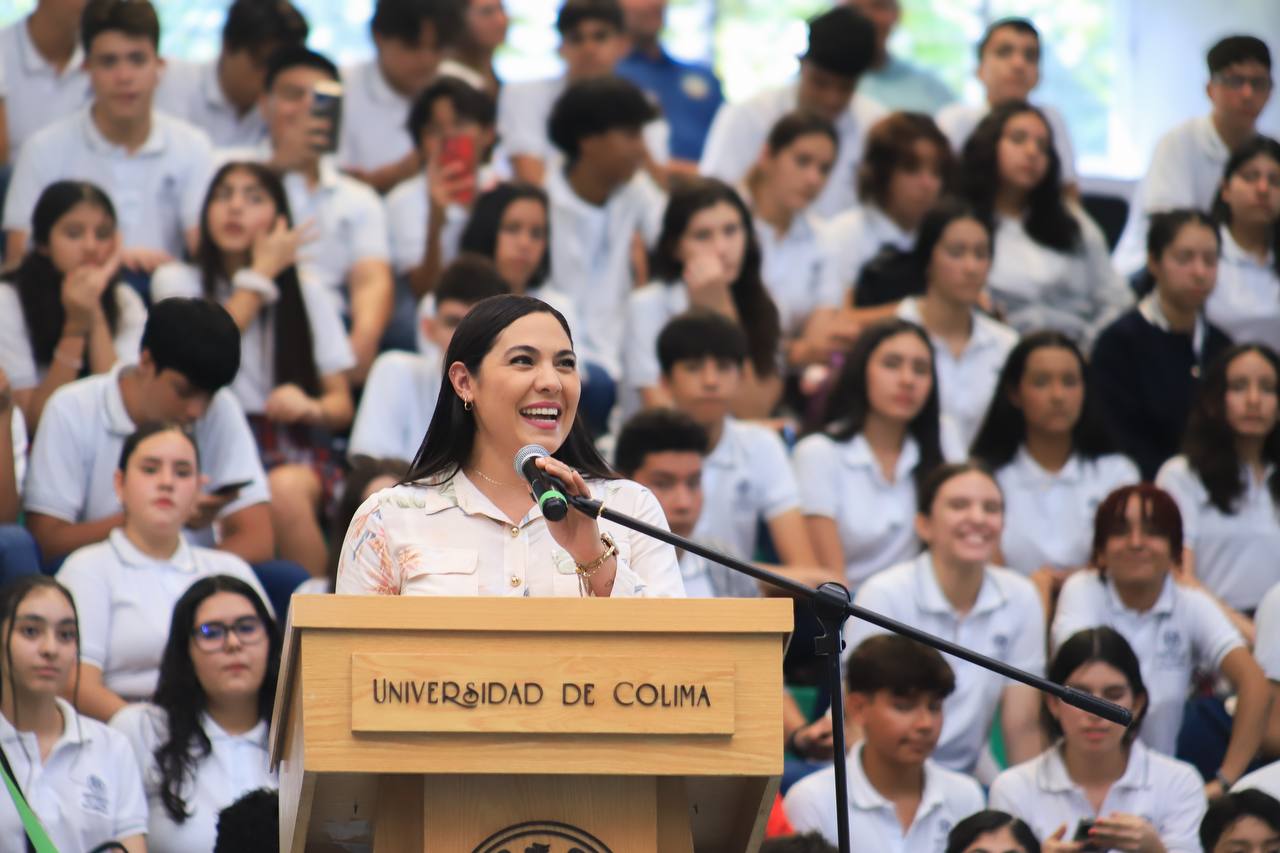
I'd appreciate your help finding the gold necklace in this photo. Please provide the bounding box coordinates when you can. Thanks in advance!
[469,467,518,488]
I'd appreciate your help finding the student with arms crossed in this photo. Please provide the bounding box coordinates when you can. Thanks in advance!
[58,423,272,723]
[990,627,1206,853]
[783,635,985,850]
[0,576,147,852]
[846,462,1047,775]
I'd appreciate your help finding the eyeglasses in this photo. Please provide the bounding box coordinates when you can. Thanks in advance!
[1213,72,1274,93]
[192,616,266,651]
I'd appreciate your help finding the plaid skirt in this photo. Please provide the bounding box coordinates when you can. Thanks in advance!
[247,414,346,510]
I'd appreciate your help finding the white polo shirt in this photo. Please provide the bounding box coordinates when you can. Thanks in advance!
[8,407,27,495]
[818,204,916,299]
[754,210,843,336]
[1113,115,1231,277]
[700,82,887,218]
[336,475,685,598]
[0,698,148,853]
[1204,226,1280,347]
[217,145,391,312]
[676,548,762,598]
[337,60,416,174]
[793,432,922,589]
[1234,758,1280,801]
[783,741,985,851]
[935,100,1077,185]
[59,528,270,700]
[896,297,1018,448]
[1052,570,1244,756]
[150,262,355,415]
[987,206,1131,343]
[112,703,277,852]
[846,553,1046,773]
[155,58,268,148]
[348,349,441,462]
[1156,455,1280,613]
[1255,582,1280,681]
[4,107,214,258]
[384,173,469,276]
[0,281,146,391]
[689,417,801,564]
[621,279,687,411]
[546,165,666,380]
[989,740,1205,852]
[22,364,270,532]
[997,449,1140,575]
[0,17,91,157]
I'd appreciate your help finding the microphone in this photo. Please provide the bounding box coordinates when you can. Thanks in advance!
[513,445,569,521]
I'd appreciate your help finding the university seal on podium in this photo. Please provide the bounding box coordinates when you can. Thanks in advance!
[472,820,613,853]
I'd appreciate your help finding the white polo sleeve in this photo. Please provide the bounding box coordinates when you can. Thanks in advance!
[9,408,27,495]
[1142,131,1197,212]
[751,427,800,521]
[781,768,837,842]
[349,351,417,460]
[301,280,356,376]
[698,102,760,185]
[844,570,900,651]
[1255,583,1280,680]
[1003,571,1047,675]
[792,434,840,519]
[621,285,670,392]
[1049,570,1106,652]
[149,262,203,301]
[1,125,55,232]
[497,80,551,160]
[345,180,392,263]
[1186,587,1244,672]
[1156,754,1209,853]
[103,724,150,840]
[57,547,113,670]
[987,764,1035,824]
[1154,456,1204,548]
[194,391,271,516]
[22,385,93,522]
[111,285,147,366]
[108,703,164,782]
[384,178,429,275]
[603,481,685,598]
[0,285,39,390]
[178,126,216,234]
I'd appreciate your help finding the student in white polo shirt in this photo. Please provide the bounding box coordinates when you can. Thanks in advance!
[1113,36,1273,277]
[990,627,1206,851]
[1051,484,1269,795]
[1157,344,1280,620]
[970,331,1138,603]
[155,0,308,148]
[58,423,272,723]
[23,298,273,568]
[3,0,214,273]
[338,0,463,194]
[1205,136,1280,346]
[1256,581,1280,759]
[226,47,394,383]
[846,462,1046,774]
[1203,789,1280,852]
[701,6,885,219]
[935,18,1077,194]
[0,181,146,430]
[652,313,822,580]
[0,576,148,852]
[794,320,948,591]
[893,198,1017,448]
[351,257,509,462]
[0,0,92,161]
[960,102,1129,344]
[113,575,280,851]
[784,635,985,850]
[625,180,782,418]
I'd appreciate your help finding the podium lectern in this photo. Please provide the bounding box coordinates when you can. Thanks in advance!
[269,595,792,852]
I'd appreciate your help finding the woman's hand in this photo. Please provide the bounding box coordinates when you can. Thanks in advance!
[791,715,835,760]
[426,156,474,213]
[684,251,734,311]
[1088,813,1165,853]
[1042,824,1084,853]
[251,216,313,281]
[533,456,604,562]
[265,383,320,425]
[61,247,121,335]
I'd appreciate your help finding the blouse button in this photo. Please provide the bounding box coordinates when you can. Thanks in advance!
[509,526,520,538]
[510,575,521,587]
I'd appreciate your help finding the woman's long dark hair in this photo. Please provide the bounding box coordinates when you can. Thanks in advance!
[151,575,281,824]
[458,182,551,289]
[650,178,782,378]
[816,318,944,490]
[8,181,122,368]
[970,330,1118,469]
[1183,343,1280,513]
[961,101,1082,253]
[195,161,320,396]
[945,810,1040,853]
[1045,627,1148,744]
[401,294,615,485]
[1212,134,1280,277]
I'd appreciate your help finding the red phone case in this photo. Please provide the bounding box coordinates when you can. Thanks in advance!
[440,135,476,205]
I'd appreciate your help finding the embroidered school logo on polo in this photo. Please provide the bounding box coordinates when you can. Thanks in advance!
[81,774,109,815]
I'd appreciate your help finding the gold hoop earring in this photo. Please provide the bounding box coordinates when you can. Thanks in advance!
[463,398,473,411]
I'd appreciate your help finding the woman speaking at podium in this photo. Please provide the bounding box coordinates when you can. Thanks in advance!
[336,295,685,598]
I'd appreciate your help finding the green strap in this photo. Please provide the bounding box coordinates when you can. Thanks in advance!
[0,752,59,852]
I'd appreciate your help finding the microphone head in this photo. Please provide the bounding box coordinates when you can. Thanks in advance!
[514,444,550,476]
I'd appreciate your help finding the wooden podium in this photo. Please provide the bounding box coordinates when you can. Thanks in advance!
[269,595,792,852]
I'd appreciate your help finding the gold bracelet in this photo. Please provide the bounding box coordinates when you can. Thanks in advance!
[574,532,617,578]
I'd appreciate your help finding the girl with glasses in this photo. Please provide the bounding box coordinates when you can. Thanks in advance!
[112,575,280,852]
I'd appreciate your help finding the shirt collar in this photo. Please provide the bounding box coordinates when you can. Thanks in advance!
[365,60,408,107]
[1137,291,1205,357]
[864,205,915,250]
[1219,225,1277,270]
[1039,740,1153,793]
[0,697,91,751]
[200,60,231,110]
[1010,445,1083,485]
[409,472,543,528]
[107,527,197,573]
[846,741,949,816]
[705,417,746,470]
[1103,572,1177,617]
[912,552,1008,617]
[80,105,167,156]
[840,433,920,482]
[201,712,269,747]
[17,17,85,76]
[1194,115,1230,163]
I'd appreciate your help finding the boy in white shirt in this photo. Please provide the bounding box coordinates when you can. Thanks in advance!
[236,47,395,382]
[700,6,885,218]
[784,634,985,850]
[1114,36,1274,276]
[339,0,463,193]
[3,0,214,273]
[0,0,92,160]
[935,17,1078,194]
[155,0,308,148]
[349,256,509,463]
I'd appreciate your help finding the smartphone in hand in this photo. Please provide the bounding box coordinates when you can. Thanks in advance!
[439,134,476,204]
[310,80,344,153]
[211,479,254,497]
